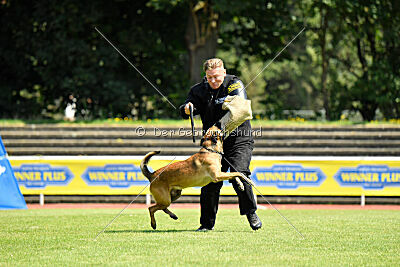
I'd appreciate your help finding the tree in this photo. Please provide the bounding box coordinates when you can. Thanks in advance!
[0,1,42,118]
[333,0,400,120]
[1,0,399,121]
[0,0,189,119]
[185,0,219,83]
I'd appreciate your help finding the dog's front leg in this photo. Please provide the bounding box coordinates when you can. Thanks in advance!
[213,172,242,181]
[209,169,246,183]
[208,165,255,187]
[230,172,255,187]
[213,171,255,187]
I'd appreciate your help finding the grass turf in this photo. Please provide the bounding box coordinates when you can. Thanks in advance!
[0,208,399,266]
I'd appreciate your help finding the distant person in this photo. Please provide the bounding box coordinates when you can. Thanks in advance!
[64,95,76,121]
[180,58,262,231]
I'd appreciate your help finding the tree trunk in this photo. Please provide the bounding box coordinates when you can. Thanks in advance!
[185,1,219,84]
[359,100,377,121]
[319,5,330,120]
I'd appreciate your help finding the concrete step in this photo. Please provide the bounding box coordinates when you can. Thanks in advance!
[6,146,400,156]
[3,124,400,156]
[2,130,400,139]
[2,124,400,131]
[252,147,400,156]
[3,139,194,147]
[6,146,197,155]
[3,138,400,148]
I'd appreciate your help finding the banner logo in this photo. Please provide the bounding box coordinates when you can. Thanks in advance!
[334,165,400,189]
[251,164,326,189]
[82,164,147,188]
[14,164,74,188]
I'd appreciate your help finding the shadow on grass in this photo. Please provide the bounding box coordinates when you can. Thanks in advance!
[105,229,252,233]
[105,229,196,233]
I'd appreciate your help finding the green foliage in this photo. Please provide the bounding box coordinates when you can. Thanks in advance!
[0,0,189,120]
[217,0,298,63]
[323,0,400,120]
[0,0,399,121]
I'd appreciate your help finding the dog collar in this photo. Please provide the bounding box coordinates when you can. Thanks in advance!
[201,147,224,156]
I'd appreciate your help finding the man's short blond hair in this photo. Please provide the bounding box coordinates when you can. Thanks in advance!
[203,58,224,71]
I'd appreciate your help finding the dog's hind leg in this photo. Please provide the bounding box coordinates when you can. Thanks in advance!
[149,204,168,229]
[149,185,171,229]
[170,189,182,202]
[163,208,178,220]
[162,189,182,220]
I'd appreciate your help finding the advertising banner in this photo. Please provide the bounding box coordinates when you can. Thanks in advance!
[9,156,400,196]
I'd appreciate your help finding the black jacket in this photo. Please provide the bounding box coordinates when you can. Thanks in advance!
[180,74,253,148]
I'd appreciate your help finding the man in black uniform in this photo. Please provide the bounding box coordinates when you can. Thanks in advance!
[179,58,262,231]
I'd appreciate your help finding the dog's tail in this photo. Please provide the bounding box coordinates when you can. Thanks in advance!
[140,151,160,182]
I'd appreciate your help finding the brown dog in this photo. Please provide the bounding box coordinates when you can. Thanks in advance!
[140,126,254,230]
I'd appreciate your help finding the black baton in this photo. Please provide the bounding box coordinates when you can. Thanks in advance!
[189,105,195,143]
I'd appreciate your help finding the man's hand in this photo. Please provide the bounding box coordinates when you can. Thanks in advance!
[184,102,194,115]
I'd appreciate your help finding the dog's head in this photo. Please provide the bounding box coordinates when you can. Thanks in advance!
[200,126,223,152]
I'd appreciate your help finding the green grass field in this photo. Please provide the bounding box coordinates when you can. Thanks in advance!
[1,208,399,266]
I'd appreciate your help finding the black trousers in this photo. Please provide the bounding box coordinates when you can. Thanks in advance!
[199,142,257,228]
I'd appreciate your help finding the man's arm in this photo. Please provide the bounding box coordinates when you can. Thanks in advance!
[179,88,201,119]
[226,79,247,99]
[220,78,252,138]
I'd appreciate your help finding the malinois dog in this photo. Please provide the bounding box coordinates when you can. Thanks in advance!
[140,126,254,229]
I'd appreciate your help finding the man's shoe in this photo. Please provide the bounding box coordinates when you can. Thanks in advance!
[196,226,214,232]
[246,212,262,230]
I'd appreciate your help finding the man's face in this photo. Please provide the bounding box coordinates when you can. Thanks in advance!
[206,67,226,89]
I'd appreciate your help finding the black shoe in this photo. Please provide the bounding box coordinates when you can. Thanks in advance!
[246,212,262,230]
[196,226,214,232]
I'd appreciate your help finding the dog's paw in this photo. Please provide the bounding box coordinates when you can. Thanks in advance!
[239,174,255,187]
[170,214,178,220]
[238,184,244,191]
[151,222,157,230]
[235,177,245,191]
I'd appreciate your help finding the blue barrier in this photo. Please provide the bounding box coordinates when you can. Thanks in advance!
[0,137,27,209]
[0,136,6,157]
